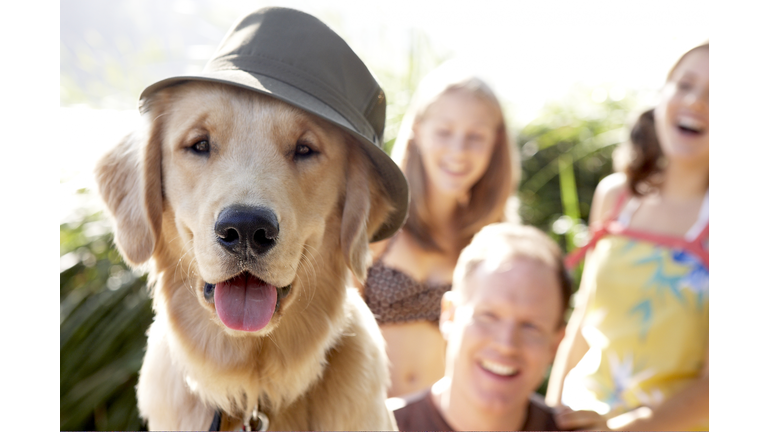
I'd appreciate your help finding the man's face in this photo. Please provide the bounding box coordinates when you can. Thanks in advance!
[442,256,565,414]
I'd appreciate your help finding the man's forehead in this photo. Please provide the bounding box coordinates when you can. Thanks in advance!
[462,257,559,304]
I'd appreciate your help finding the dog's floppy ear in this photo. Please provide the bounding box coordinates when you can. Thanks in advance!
[94,110,164,266]
[341,141,394,283]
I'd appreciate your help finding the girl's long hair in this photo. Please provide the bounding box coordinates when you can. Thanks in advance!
[615,42,709,195]
[390,62,520,253]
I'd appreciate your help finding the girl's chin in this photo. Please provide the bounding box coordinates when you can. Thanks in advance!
[434,184,472,200]
[661,146,709,165]
[433,176,478,194]
[660,139,708,163]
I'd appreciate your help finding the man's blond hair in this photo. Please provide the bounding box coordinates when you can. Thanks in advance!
[452,222,572,325]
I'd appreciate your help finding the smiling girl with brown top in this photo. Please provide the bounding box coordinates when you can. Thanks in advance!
[362,62,520,397]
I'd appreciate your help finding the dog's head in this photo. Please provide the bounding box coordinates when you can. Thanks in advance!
[96,81,394,336]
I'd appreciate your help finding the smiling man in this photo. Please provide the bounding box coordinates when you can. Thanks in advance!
[390,223,571,431]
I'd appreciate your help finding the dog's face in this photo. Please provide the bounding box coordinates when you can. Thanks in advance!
[97,81,392,337]
[163,83,354,334]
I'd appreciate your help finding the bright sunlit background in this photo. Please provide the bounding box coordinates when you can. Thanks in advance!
[60,0,709,224]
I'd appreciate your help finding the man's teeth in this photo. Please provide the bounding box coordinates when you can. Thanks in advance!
[481,360,518,376]
[678,117,705,132]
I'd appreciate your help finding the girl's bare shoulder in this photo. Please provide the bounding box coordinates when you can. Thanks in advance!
[590,173,630,225]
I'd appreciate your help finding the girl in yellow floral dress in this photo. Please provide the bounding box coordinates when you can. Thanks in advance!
[546,43,709,431]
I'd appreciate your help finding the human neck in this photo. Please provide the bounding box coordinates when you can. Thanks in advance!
[424,184,465,239]
[659,160,708,200]
[433,377,528,431]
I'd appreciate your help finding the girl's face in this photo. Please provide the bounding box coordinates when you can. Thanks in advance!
[654,48,709,167]
[414,90,499,200]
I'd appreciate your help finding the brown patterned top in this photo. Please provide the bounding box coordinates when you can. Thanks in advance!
[364,233,452,325]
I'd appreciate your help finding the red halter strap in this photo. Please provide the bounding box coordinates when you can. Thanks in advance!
[564,191,628,269]
[564,191,709,270]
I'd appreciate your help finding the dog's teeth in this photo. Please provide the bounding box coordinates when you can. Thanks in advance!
[481,360,517,376]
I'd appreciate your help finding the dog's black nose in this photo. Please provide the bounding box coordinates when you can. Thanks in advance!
[215,205,279,256]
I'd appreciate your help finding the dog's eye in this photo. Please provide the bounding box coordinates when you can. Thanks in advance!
[294,142,315,159]
[191,139,211,154]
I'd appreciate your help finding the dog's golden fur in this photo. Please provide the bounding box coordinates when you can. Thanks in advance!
[95,81,397,430]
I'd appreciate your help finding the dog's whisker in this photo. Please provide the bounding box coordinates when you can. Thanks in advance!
[296,248,319,313]
[303,243,322,283]
[292,259,311,314]
[176,259,195,288]
[172,237,201,297]
[185,253,198,294]
[172,237,195,277]
[297,260,315,313]
[266,332,280,352]
[302,243,322,276]
[173,238,196,283]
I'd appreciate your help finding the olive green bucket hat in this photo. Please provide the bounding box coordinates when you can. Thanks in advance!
[139,7,409,242]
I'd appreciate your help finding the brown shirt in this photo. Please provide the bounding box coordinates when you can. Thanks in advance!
[393,390,559,431]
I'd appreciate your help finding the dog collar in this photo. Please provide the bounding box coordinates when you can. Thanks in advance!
[208,410,221,431]
[209,408,269,431]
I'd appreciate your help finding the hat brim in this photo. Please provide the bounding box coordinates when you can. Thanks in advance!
[140,70,408,243]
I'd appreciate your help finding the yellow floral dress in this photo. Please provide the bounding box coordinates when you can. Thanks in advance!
[562,192,709,431]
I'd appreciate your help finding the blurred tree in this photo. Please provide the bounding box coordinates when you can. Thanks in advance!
[517,86,636,251]
[60,206,153,431]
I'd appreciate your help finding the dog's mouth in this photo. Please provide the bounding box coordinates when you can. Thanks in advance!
[203,272,291,332]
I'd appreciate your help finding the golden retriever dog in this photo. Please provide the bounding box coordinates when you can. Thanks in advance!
[95,80,399,430]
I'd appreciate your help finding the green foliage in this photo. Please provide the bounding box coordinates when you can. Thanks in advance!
[517,89,635,252]
[60,213,152,431]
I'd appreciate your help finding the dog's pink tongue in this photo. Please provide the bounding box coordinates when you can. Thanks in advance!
[214,274,277,332]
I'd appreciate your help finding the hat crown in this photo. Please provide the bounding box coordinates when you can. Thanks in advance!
[138,7,409,242]
[205,7,386,144]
